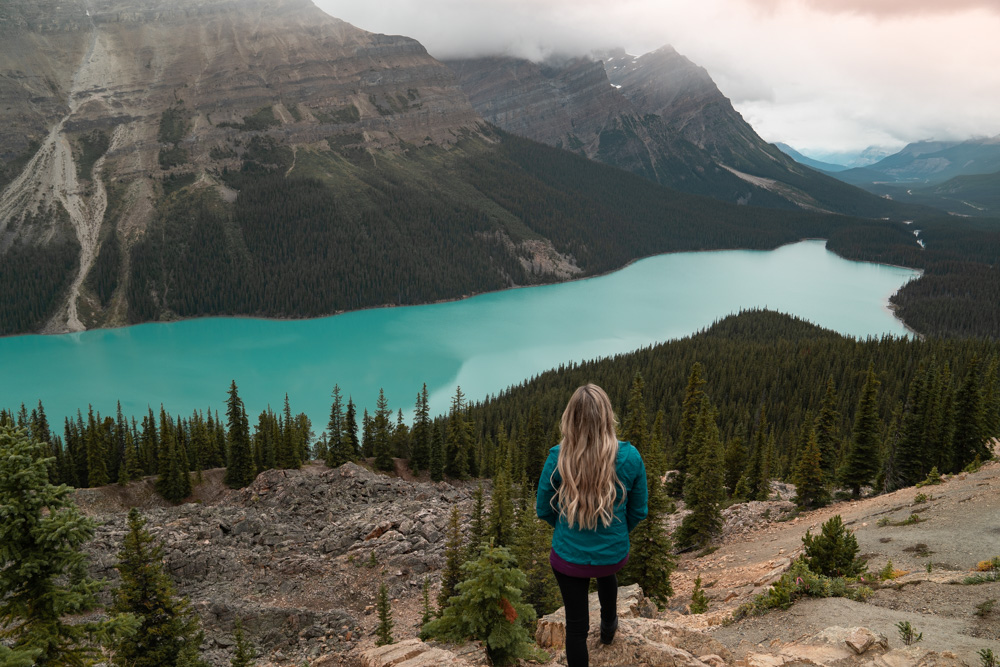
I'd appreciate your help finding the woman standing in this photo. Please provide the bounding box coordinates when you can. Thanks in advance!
[536,384,648,667]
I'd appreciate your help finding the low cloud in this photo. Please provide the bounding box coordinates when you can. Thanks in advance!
[313,0,1000,152]
[744,0,1000,17]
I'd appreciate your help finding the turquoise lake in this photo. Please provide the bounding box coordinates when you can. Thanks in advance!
[0,240,920,428]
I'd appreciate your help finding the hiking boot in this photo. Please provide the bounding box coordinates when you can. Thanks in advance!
[599,616,618,645]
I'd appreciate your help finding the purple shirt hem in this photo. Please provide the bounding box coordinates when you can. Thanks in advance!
[550,549,629,578]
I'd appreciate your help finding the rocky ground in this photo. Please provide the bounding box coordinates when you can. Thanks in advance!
[76,452,1000,666]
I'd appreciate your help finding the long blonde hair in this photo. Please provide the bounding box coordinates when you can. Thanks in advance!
[552,384,623,530]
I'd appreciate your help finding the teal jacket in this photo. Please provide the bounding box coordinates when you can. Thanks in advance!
[535,441,648,565]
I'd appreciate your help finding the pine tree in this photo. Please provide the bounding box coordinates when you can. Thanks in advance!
[792,428,829,509]
[675,402,725,549]
[894,366,929,488]
[373,389,394,472]
[419,577,433,637]
[0,427,129,665]
[622,373,649,457]
[375,581,394,647]
[466,484,487,559]
[344,399,360,458]
[361,409,374,458]
[523,404,547,484]
[437,506,464,611]
[111,508,207,667]
[411,384,431,471]
[814,376,842,476]
[620,374,676,608]
[511,502,561,616]
[224,381,256,489]
[277,394,301,469]
[734,408,770,502]
[952,357,988,472]
[446,387,471,479]
[391,409,410,460]
[229,618,256,667]
[423,543,537,667]
[325,385,349,467]
[487,455,516,548]
[689,575,709,614]
[157,434,191,504]
[118,431,142,485]
[722,434,746,496]
[429,421,445,482]
[840,364,882,498]
[85,405,109,487]
[668,362,706,496]
[801,515,865,578]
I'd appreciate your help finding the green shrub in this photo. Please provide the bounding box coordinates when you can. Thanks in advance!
[690,576,709,614]
[896,620,922,645]
[802,515,866,578]
[981,648,997,667]
[975,599,996,618]
[423,543,543,666]
[731,560,872,619]
[916,467,942,487]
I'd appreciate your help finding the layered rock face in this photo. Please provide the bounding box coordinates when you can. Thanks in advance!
[449,47,844,211]
[0,0,483,332]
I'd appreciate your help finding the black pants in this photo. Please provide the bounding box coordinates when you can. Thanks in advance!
[551,568,618,667]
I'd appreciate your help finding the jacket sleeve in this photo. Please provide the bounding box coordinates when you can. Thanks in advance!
[626,452,649,532]
[536,449,560,527]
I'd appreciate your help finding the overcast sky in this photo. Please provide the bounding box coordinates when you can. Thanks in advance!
[312,0,1000,157]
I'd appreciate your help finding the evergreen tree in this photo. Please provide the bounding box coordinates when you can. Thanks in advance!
[224,381,256,489]
[157,434,191,504]
[118,431,142,485]
[689,575,709,614]
[429,421,446,482]
[675,402,725,549]
[419,577,433,639]
[487,453,516,548]
[410,384,431,471]
[0,427,129,665]
[85,405,109,487]
[801,515,865,578]
[523,404,547,484]
[229,618,256,667]
[620,374,676,608]
[840,364,882,498]
[511,501,561,616]
[111,508,207,667]
[373,389,394,472]
[277,394,301,469]
[391,409,411,460]
[423,543,538,667]
[0,644,41,666]
[792,428,829,509]
[466,484,487,558]
[622,373,649,458]
[734,408,770,502]
[952,357,988,471]
[813,376,841,476]
[361,409,374,458]
[325,385,348,467]
[668,362,706,496]
[446,387,472,479]
[437,506,464,611]
[722,434,746,496]
[344,399,360,458]
[375,581,394,647]
[895,366,929,488]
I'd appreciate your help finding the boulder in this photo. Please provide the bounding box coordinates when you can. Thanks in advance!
[357,638,475,666]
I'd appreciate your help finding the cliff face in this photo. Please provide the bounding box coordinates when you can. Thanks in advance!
[449,46,907,216]
[0,0,483,333]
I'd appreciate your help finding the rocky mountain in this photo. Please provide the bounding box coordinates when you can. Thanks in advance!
[447,46,921,219]
[0,0,484,333]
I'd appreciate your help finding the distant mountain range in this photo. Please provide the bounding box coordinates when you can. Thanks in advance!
[777,136,1000,216]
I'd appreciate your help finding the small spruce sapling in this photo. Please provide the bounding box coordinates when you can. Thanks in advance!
[801,515,865,578]
[375,582,394,647]
[896,620,922,646]
[690,576,709,614]
[230,618,256,667]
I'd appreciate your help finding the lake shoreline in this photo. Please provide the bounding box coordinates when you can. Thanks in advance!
[15,237,925,341]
